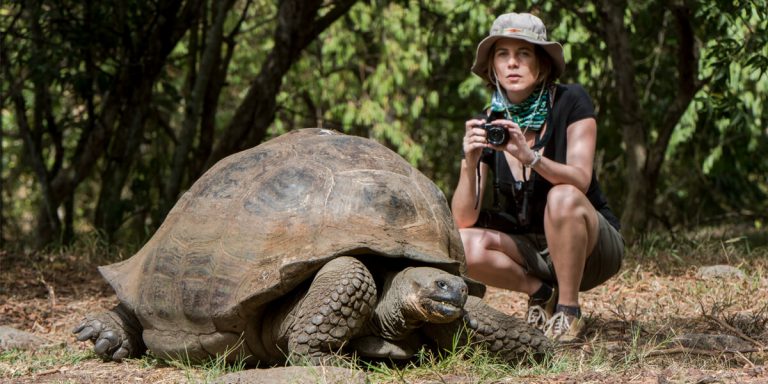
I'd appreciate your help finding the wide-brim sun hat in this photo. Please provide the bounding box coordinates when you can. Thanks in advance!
[471,13,565,84]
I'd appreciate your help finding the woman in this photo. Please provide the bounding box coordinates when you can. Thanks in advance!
[451,12,624,342]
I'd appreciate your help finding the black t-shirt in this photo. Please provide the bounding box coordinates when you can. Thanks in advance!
[479,83,621,232]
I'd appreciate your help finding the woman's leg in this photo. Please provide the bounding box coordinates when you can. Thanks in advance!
[459,227,542,295]
[543,184,600,307]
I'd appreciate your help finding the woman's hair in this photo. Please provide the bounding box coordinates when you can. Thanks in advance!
[534,45,554,85]
[485,42,555,87]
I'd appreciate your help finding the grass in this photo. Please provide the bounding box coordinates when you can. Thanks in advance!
[2,224,767,383]
[165,338,250,383]
[365,344,511,382]
[0,348,91,378]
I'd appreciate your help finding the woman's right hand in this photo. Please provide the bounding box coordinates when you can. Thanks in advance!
[463,118,489,164]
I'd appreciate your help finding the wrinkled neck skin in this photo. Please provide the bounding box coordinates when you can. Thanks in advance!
[369,269,424,340]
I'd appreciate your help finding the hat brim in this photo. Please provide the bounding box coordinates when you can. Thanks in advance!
[471,35,565,84]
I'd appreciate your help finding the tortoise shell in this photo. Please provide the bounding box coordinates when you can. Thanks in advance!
[99,128,476,338]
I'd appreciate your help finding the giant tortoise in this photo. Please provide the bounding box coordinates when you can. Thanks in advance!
[74,128,548,366]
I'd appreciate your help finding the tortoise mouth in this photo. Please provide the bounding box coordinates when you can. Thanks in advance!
[420,296,465,322]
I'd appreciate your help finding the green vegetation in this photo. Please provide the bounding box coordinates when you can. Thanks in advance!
[1,0,766,249]
[0,348,91,378]
[166,341,250,383]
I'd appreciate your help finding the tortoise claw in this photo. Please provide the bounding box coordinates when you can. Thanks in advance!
[71,323,85,334]
[94,337,113,355]
[73,324,98,342]
[73,306,145,361]
[112,345,130,361]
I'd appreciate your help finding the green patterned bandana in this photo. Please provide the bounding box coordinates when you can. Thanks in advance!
[489,85,549,131]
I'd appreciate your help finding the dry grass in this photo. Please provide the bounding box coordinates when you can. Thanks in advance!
[1,225,767,383]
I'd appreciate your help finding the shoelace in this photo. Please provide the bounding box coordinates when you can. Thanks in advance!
[546,312,571,336]
[527,305,548,329]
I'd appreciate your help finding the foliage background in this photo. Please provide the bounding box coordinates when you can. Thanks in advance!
[1,0,767,250]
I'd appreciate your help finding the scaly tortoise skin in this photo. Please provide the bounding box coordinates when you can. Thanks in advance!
[74,128,549,365]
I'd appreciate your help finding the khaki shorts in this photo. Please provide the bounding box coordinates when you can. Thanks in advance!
[511,212,624,291]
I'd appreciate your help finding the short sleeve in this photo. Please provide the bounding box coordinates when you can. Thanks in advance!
[562,84,595,125]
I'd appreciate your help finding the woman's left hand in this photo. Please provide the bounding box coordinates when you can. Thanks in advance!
[489,119,536,165]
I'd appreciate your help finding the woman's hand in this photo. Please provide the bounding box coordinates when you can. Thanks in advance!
[488,119,536,165]
[463,118,490,164]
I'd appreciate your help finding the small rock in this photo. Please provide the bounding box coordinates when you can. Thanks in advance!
[671,333,753,351]
[694,376,720,384]
[695,265,745,280]
[748,366,765,377]
[0,326,55,351]
[214,366,366,384]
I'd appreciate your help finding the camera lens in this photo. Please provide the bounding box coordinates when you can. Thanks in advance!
[485,125,508,146]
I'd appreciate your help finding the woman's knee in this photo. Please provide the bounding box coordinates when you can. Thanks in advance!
[458,228,499,265]
[544,185,600,252]
[459,228,483,261]
[545,185,591,222]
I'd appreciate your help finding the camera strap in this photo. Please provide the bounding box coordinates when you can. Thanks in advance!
[492,84,557,211]
[474,157,482,210]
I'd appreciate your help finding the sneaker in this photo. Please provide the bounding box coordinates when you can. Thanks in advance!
[526,305,549,330]
[544,311,585,343]
[526,286,558,331]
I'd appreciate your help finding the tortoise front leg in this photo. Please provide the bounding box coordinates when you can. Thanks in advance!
[422,296,551,363]
[285,256,377,365]
[72,303,146,361]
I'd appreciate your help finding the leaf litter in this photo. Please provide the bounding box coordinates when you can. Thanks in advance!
[1,233,767,383]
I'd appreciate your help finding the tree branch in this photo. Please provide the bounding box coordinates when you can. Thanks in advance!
[1,45,60,238]
[163,0,236,211]
[206,0,358,168]
[646,3,700,177]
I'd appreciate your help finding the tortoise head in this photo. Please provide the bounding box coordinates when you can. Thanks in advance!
[395,266,468,324]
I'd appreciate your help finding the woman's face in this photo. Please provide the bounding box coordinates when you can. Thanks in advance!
[492,39,540,101]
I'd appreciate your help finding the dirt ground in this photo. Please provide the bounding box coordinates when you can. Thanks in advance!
[1,244,767,383]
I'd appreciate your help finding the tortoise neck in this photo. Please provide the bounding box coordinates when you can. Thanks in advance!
[371,270,423,340]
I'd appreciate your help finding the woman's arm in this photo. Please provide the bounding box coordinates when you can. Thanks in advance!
[451,158,489,228]
[452,119,491,228]
[528,117,596,193]
[489,113,596,193]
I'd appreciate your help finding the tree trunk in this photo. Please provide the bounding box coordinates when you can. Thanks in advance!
[24,1,63,244]
[162,0,235,217]
[94,0,205,239]
[596,1,701,241]
[205,0,359,168]
[595,0,649,241]
[191,0,252,182]
[94,90,152,237]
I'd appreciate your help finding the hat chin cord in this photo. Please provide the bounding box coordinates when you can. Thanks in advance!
[492,68,513,121]
[491,68,545,135]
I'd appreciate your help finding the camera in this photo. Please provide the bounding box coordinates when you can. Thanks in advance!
[482,123,508,146]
